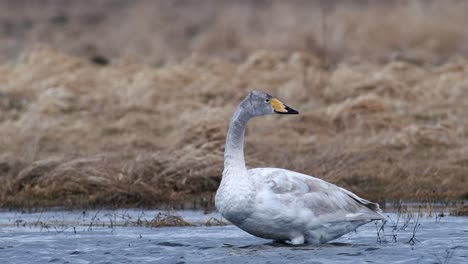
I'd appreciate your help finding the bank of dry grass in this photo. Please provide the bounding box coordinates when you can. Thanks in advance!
[0,47,468,208]
[1,1,468,208]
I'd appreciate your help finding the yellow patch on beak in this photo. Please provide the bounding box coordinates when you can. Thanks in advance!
[270,98,287,113]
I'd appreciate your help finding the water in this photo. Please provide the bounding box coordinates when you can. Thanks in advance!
[0,210,467,264]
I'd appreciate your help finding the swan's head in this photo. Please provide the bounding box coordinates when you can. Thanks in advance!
[244,91,299,116]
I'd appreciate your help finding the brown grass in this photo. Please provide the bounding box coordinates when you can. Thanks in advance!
[1,1,468,209]
[144,211,194,227]
[451,205,468,216]
[1,1,468,65]
[1,47,468,208]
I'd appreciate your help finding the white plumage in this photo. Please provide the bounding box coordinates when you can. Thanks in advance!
[215,91,384,245]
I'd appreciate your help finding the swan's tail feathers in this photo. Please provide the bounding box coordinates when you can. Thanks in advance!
[340,187,385,219]
[365,202,385,220]
[365,201,383,213]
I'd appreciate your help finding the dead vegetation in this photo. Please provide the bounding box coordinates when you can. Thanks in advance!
[1,47,467,208]
[1,1,468,66]
[0,1,468,209]
[144,211,194,227]
[450,205,468,216]
[205,217,227,227]
[8,210,214,229]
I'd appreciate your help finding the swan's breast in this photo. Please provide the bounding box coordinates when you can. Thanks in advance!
[215,175,256,225]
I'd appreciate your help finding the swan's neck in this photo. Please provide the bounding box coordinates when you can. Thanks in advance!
[223,102,252,175]
[216,101,255,223]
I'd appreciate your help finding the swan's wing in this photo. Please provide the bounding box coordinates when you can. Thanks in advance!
[248,168,384,222]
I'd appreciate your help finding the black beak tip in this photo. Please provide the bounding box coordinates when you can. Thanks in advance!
[285,106,299,114]
[275,106,299,114]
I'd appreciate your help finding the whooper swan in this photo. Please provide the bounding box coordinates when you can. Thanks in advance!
[215,91,384,245]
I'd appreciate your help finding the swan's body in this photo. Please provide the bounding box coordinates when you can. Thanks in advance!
[215,91,384,245]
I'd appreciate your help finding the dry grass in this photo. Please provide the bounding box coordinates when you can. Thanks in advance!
[1,1,468,65]
[144,211,194,227]
[0,1,468,209]
[1,47,468,208]
[451,205,468,216]
[205,217,227,227]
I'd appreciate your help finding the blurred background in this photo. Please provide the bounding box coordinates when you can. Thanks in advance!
[2,0,468,65]
[1,0,468,209]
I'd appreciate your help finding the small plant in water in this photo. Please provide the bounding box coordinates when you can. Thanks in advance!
[376,204,428,245]
[205,217,227,226]
[433,249,454,264]
[406,206,422,247]
[375,220,388,243]
[145,211,194,227]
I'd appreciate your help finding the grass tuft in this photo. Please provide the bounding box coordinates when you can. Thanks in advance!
[450,205,468,216]
[145,212,194,228]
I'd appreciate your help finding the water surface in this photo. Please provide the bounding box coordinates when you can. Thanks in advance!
[0,210,467,263]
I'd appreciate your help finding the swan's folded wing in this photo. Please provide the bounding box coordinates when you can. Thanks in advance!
[249,168,384,222]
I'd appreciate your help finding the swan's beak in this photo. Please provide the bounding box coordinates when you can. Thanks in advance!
[271,98,299,114]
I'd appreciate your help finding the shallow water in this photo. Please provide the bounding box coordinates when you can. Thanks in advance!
[0,210,467,264]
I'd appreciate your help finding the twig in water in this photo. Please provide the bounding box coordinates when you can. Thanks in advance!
[385,213,400,243]
[433,249,453,264]
[88,210,101,231]
[34,210,43,226]
[406,207,422,247]
[443,249,454,264]
[375,220,387,243]
[401,206,414,230]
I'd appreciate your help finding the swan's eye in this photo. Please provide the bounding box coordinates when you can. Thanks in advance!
[265,99,270,103]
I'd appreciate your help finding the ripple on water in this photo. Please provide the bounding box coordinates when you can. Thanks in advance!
[0,211,467,264]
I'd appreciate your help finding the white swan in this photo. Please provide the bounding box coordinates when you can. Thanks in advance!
[215,91,384,245]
